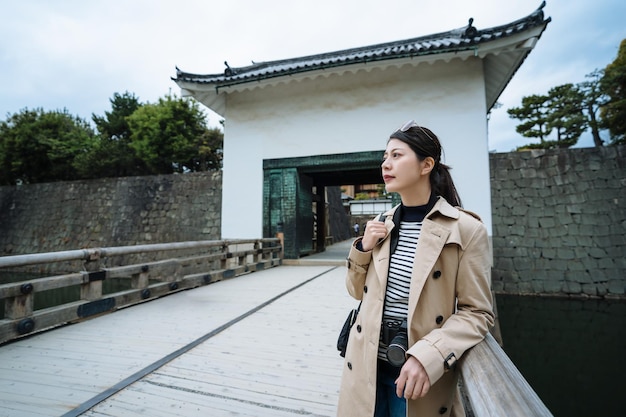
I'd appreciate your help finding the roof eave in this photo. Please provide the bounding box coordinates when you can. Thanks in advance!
[172,5,551,117]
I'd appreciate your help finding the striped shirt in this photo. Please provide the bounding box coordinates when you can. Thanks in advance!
[378,219,422,361]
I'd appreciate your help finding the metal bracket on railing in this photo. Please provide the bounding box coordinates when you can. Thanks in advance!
[83,248,103,273]
[83,249,101,261]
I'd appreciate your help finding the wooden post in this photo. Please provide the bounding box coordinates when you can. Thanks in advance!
[276,232,284,260]
[131,266,150,289]
[81,250,103,301]
[4,293,33,319]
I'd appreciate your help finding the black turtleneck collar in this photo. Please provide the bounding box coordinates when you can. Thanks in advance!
[399,193,438,222]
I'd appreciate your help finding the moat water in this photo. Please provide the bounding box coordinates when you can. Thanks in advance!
[496,294,625,417]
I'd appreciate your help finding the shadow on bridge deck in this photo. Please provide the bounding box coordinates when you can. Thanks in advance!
[0,243,357,417]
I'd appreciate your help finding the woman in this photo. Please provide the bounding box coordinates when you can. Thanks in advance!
[337,121,494,417]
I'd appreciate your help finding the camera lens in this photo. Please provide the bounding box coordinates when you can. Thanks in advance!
[386,331,408,367]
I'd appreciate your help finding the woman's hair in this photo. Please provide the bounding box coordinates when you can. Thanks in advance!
[389,122,462,207]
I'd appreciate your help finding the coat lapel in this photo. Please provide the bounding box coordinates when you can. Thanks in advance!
[408,218,450,314]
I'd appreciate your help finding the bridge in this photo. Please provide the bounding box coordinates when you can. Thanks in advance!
[0,240,552,416]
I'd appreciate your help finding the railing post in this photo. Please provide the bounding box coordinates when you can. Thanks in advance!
[81,250,103,301]
[276,232,284,260]
[4,292,33,319]
[221,243,229,270]
[254,240,262,263]
[132,265,150,289]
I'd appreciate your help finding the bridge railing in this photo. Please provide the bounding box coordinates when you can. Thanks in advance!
[0,238,282,345]
[460,332,554,417]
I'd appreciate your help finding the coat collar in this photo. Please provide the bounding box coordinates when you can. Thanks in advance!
[382,196,460,222]
[381,196,461,254]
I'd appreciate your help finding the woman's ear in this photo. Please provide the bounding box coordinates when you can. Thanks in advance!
[420,156,435,176]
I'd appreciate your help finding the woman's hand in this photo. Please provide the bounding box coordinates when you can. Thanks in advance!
[360,219,387,251]
[395,356,430,399]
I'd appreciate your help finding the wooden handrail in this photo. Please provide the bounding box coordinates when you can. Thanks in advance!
[0,238,282,345]
[460,332,553,416]
[0,238,280,268]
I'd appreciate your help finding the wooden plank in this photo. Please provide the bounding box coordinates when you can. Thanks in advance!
[0,265,346,417]
[79,265,350,416]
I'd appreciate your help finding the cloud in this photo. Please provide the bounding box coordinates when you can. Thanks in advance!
[1,0,624,149]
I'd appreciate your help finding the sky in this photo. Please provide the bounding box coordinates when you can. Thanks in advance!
[1,0,624,152]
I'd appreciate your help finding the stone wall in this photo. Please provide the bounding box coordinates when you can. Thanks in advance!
[0,171,222,264]
[490,145,625,298]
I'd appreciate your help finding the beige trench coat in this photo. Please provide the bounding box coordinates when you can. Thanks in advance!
[337,198,494,417]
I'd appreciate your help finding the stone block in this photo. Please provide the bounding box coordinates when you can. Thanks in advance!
[491,280,505,292]
[517,281,534,293]
[511,205,529,216]
[520,168,537,179]
[556,248,576,260]
[514,258,532,272]
[563,281,581,294]
[531,280,545,293]
[538,216,556,228]
[494,258,514,271]
[560,235,578,247]
[595,283,608,297]
[598,258,615,269]
[607,280,626,295]
[543,280,563,293]
[581,257,598,270]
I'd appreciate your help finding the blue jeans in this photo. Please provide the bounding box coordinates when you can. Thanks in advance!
[374,359,407,417]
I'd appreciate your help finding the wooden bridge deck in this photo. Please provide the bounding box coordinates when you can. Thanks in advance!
[0,243,354,417]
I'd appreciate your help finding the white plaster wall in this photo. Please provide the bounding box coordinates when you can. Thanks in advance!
[221,57,492,239]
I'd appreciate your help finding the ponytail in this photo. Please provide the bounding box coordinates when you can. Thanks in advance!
[431,163,462,207]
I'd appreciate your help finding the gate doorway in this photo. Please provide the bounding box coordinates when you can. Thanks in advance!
[263,150,384,259]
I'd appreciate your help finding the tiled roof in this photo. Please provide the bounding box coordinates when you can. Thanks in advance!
[174,2,550,88]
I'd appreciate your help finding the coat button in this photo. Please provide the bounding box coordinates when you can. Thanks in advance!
[439,406,447,414]
[347,362,352,370]
[356,325,362,333]
[364,285,368,293]
[436,315,444,325]
[433,270,442,279]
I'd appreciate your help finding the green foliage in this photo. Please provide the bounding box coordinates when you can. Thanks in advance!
[578,69,608,147]
[508,38,626,149]
[191,127,223,171]
[0,92,224,184]
[600,39,626,145]
[545,84,586,148]
[507,95,552,142]
[507,84,585,150]
[0,108,95,185]
[92,91,140,141]
[126,95,216,174]
[76,91,148,179]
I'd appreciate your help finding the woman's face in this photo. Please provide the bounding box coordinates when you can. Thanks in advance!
[381,139,430,196]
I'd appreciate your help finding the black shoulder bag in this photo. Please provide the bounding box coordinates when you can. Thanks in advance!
[337,301,361,357]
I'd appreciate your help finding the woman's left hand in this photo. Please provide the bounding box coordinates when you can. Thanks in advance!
[395,355,430,399]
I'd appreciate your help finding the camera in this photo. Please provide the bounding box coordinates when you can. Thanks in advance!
[382,319,408,367]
